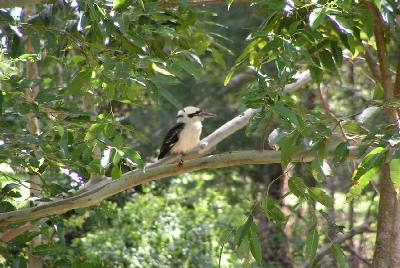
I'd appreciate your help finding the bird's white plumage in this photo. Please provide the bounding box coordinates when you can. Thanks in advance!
[158,106,215,159]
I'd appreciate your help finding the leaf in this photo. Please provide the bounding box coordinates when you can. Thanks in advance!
[308,187,334,207]
[120,148,145,171]
[268,128,288,147]
[152,63,175,77]
[246,109,268,136]
[0,201,16,212]
[359,8,374,38]
[319,50,337,74]
[173,58,200,80]
[333,142,349,166]
[305,229,319,267]
[113,0,131,10]
[271,104,299,127]
[280,131,300,170]
[158,87,183,111]
[261,196,286,224]
[226,0,234,10]
[309,8,326,30]
[145,79,159,103]
[328,15,353,34]
[65,69,92,95]
[357,106,383,124]
[310,156,332,183]
[288,177,307,198]
[249,222,262,265]
[0,9,16,26]
[211,49,226,69]
[390,149,400,195]
[352,146,388,181]
[308,65,323,84]
[331,242,346,267]
[330,41,343,66]
[235,215,253,249]
[111,166,122,180]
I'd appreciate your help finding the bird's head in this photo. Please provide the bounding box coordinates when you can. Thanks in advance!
[176,106,216,123]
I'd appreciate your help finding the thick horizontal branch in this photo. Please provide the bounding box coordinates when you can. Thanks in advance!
[0,147,366,227]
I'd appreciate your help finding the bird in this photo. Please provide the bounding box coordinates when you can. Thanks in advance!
[158,106,216,160]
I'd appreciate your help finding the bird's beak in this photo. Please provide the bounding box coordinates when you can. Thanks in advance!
[200,112,216,118]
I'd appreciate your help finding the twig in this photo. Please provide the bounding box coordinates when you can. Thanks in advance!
[317,84,347,141]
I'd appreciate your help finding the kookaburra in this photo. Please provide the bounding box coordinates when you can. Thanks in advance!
[158,106,216,160]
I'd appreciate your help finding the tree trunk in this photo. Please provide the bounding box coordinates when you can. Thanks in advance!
[24,5,43,268]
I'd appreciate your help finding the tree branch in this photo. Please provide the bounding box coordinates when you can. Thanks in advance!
[0,146,391,227]
[0,70,314,226]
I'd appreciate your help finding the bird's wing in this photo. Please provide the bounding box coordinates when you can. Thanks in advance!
[158,122,185,159]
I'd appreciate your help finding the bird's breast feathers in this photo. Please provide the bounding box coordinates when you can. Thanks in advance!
[169,121,202,154]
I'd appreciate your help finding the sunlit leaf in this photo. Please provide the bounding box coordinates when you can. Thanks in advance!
[347,147,388,201]
[309,8,326,30]
[261,196,286,224]
[357,106,383,124]
[328,15,352,34]
[333,142,349,166]
[280,131,300,169]
[249,222,262,265]
[173,58,200,80]
[235,215,253,249]
[271,104,299,127]
[288,177,307,198]
[305,229,319,266]
[390,149,400,195]
[308,187,333,207]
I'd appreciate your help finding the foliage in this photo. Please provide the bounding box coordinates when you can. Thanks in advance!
[0,0,399,266]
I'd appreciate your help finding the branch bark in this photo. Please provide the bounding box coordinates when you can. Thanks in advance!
[0,146,391,227]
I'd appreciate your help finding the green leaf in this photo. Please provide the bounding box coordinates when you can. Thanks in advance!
[173,58,200,80]
[111,166,122,180]
[268,128,288,147]
[390,149,400,195]
[249,222,262,265]
[0,10,16,26]
[308,187,333,207]
[359,8,374,38]
[305,229,319,267]
[331,242,346,267]
[357,106,383,124]
[352,146,388,181]
[319,50,337,74]
[310,156,332,182]
[113,0,131,10]
[288,177,307,198]
[280,131,300,169]
[226,0,234,10]
[330,41,343,66]
[212,49,226,69]
[120,148,145,171]
[328,15,353,34]
[309,65,323,84]
[271,104,299,127]
[309,8,326,30]
[158,87,183,111]
[333,142,349,166]
[235,215,253,249]
[262,196,286,224]
[261,38,282,54]
[0,201,16,212]
[145,79,159,103]
[65,69,92,95]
